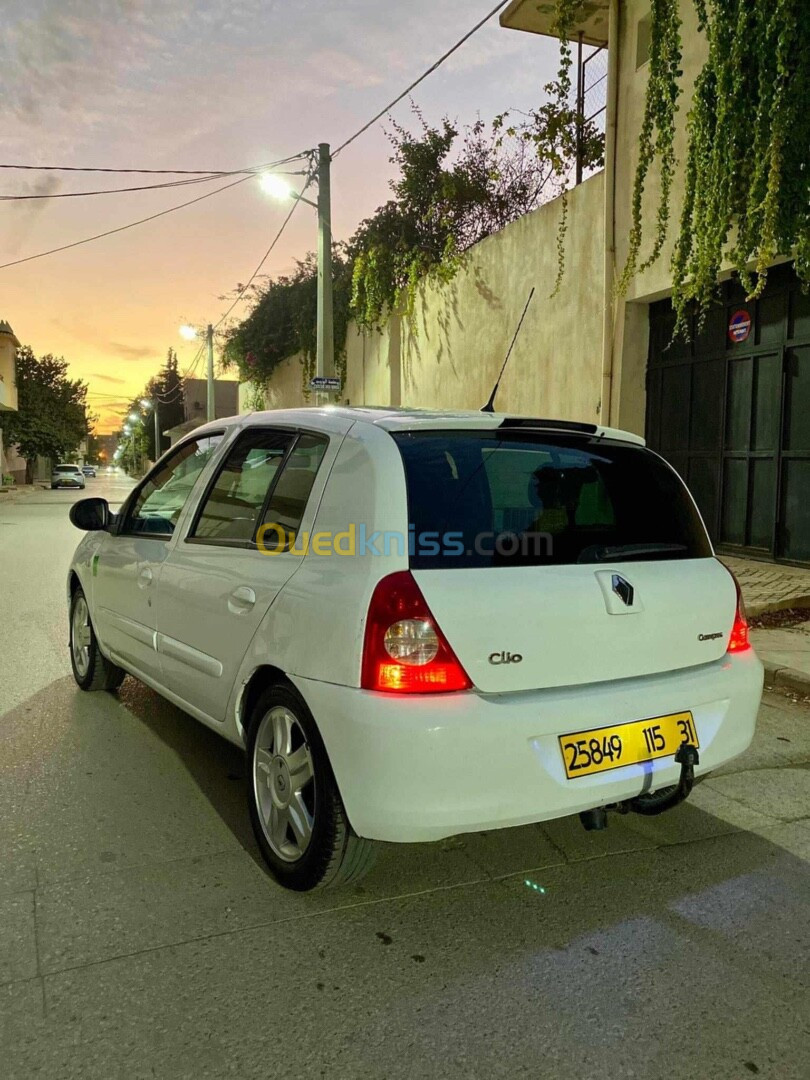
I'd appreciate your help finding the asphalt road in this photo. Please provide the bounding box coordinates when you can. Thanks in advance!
[1,476,808,1079]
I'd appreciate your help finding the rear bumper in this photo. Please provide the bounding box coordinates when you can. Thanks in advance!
[292,651,764,842]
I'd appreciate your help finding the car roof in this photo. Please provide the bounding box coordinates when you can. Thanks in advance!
[190,406,646,447]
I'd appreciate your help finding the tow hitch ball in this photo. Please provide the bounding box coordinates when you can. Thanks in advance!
[578,744,700,832]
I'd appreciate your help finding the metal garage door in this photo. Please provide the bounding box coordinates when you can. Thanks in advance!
[646,264,810,564]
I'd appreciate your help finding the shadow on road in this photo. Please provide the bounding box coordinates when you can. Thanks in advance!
[116,676,258,855]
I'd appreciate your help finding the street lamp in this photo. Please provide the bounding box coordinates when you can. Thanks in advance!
[178,322,215,422]
[258,173,296,201]
[258,146,334,400]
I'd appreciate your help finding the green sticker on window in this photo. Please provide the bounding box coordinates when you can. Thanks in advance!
[92,554,99,577]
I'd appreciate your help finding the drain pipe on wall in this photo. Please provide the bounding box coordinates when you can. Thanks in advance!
[600,0,620,427]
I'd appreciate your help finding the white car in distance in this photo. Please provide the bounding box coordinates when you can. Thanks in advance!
[66,408,763,891]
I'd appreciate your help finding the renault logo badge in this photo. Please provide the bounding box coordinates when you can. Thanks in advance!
[611,574,634,607]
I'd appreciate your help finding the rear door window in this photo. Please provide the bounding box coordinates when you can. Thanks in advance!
[392,429,712,569]
[190,429,294,544]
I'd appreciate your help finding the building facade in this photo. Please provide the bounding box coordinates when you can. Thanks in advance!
[501,0,809,566]
[0,320,20,481]
[165,378,239,445]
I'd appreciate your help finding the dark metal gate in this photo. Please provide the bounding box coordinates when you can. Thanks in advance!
[646,264,810,564]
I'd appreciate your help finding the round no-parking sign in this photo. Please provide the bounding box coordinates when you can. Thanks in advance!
[728,309,752,343]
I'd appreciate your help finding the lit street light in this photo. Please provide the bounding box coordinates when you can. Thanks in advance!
[258,173,294,201]
[179,324,197,342]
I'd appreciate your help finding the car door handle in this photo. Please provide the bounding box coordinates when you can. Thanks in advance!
[138,567,153,588]
[228,586,256,613]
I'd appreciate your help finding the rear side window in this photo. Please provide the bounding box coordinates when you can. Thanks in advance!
[191,429,294,542]
[393,429,712,569]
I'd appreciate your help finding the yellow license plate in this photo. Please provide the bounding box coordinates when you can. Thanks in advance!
[559,711,699,779]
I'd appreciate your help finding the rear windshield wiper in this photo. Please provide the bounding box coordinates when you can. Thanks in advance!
[577,543,688,564]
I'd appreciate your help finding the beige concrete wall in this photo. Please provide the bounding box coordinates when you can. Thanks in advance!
[249,173,607,424]
[610,0,708,433]
[614,0,708,304]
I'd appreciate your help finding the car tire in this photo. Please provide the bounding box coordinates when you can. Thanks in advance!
[246,682,376,891]
[69,586,126,692]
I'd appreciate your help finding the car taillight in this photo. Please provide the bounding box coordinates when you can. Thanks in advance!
[361,571,472,693]
[725,568,751,653]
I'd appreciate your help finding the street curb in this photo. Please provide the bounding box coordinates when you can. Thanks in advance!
[749,594,810,618]
[763,660,810,696]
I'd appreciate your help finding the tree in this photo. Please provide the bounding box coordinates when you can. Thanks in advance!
[2,346,90,483]
[115,348,186,473]
[143,348,184,460]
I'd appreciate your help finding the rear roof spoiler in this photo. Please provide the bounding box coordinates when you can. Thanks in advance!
[499,418,599,435]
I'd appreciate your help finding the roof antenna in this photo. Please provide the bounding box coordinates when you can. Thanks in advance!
[481,287,535,413]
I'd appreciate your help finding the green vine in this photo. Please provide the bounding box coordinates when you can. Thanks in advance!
[603,0,810,331]
[673,0,809,332]
[617,0,682,294]
[549,0,577,295]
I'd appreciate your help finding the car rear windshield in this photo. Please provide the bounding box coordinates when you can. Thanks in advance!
[55,465,79,473]
[392,429,712,569]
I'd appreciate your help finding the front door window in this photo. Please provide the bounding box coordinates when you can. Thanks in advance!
[126,434,223,537]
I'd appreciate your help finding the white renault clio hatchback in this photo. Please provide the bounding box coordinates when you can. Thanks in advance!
[67,408,763,890]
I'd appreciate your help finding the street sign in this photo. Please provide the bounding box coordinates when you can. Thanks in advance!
[309,376,342,392]
[728,309,752,344]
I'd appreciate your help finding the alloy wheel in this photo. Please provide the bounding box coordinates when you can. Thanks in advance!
[71,595,92,678]
[253,705,316,862]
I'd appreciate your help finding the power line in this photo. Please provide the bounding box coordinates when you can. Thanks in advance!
[0,173,251,271]
[0,163,311,202]
[0,173,231,201]
[332,0,512,157]
[181,342,206,381]
[214,173,313,329]
[0,153,310,177]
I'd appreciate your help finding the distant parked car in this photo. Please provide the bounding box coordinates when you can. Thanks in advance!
[51,464,85,490]
[82,465,96,477]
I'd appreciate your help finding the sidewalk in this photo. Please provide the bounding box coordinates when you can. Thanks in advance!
[0,482,49,502]
[722,555,810,695]
[722,554,810,615]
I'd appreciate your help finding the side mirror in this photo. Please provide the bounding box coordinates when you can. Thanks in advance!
[69,497,110,532]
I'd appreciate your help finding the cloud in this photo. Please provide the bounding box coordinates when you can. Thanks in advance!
[2,174,63,254]
[108,341,156,361]
[88,372,126,383]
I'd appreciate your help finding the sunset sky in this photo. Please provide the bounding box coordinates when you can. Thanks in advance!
[0,1,558,432]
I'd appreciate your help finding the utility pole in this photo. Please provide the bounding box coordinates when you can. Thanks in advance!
[316,143,334,389]
[206,323,215,421]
